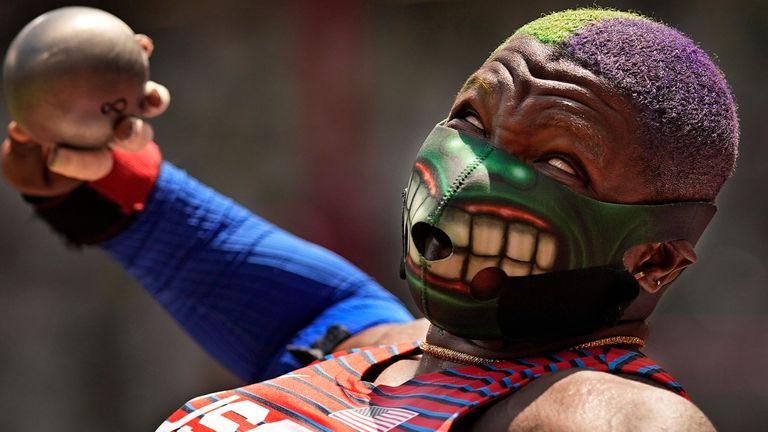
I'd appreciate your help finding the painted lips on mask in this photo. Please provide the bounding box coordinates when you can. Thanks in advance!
[406,195,560,298]
[408,213,548,301]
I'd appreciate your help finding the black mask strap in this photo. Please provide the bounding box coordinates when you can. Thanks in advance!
[497,266,640,343]
[399,187,408,280]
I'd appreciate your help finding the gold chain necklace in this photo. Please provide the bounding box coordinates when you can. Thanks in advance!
[419,342,505,364]
[419,336,645,366]
[569,335,645,350]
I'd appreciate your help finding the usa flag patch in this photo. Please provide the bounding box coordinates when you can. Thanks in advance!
[329,406,418,432]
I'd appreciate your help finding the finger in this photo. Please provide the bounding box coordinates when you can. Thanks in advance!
[135,34,154,57]
[141,81,170,118]
[8,121,31,143]
[4,128,42,158]
[47,146,114,181]
[110,117,153,152]
[2,137,81,196]
[2,136,44,191]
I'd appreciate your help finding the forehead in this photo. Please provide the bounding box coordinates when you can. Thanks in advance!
[468,36,634,119]
[453,36,654,203]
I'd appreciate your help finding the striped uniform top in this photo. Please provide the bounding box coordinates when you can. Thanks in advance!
[158,342,687,432]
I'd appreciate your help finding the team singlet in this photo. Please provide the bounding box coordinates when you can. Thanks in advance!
[159,342,687,432]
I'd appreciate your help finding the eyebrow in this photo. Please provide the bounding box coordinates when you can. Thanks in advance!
[459,76,493,95]
[543,114,606,164]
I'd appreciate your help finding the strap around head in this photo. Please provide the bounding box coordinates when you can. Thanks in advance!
[497,266,639,342]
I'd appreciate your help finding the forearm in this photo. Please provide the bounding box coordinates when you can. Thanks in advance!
[100,161,413,380]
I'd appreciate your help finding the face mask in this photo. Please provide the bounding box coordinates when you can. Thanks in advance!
[401,124,715,341]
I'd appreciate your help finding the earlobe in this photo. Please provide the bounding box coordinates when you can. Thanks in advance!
[632,270,662,293]
[623,240,697,294]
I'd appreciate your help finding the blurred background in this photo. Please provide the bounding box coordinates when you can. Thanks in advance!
[0,0,765,430]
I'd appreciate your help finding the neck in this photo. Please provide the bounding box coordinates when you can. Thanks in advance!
[415,321,649,374]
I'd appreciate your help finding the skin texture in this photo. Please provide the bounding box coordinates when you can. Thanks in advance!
[467,370,715,432]
[335,318,431,352]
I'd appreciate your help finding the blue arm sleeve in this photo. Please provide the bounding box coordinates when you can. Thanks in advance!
[101,162,414,382]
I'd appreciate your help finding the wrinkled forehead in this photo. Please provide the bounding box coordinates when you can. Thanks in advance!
[451,35,657,203]
[457,35,641,155]
[466,35,633,116]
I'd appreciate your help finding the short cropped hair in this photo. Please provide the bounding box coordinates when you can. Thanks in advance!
[510,9,739,202]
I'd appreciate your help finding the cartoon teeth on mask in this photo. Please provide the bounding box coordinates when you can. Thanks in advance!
[402,125,716,342]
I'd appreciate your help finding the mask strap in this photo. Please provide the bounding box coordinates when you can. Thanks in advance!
[620,201,716,250]
[497,266,640,342]
[399,187,408,280]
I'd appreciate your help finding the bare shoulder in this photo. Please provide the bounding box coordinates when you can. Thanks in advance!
[333,319,430,351]
[470,370,716,432]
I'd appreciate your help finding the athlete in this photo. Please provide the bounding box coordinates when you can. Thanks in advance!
[2,8,736,431]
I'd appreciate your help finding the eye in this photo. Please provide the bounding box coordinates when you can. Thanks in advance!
[545,157,577,176]
[464,112,484,131]
[535,155,590,188]
[446,107,486,136]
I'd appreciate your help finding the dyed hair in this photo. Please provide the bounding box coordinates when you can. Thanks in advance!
[509,9,739,201]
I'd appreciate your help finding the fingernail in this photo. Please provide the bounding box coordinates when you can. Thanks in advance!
[8,122,31,143]
[147,89,159,106]
[125,118,135,137]
[46,146,61,169]
[115,118,135,140]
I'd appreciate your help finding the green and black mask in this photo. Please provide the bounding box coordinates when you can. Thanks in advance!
[401,124,715,342]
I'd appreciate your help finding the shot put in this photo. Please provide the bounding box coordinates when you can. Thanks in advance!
[3,6,148,149]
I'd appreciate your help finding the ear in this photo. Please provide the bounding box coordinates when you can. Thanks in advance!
[622,240,697,294]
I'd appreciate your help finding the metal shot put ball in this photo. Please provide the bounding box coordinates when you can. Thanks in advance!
[3,6,148,149]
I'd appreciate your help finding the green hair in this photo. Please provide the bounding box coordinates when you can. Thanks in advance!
[512,8,646,45]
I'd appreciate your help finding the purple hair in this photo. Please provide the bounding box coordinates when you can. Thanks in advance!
[560,17,739,201]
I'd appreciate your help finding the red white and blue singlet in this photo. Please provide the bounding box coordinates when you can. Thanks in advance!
[159,342,687,432]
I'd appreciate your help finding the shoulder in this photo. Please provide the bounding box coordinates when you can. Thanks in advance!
[334,319,430,351]
[471,370,715,432]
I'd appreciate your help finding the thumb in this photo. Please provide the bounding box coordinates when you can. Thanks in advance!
[2,121,82,196]
[47,145,114,181]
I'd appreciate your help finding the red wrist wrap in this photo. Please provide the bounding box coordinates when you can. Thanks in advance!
[89,142,162,214]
